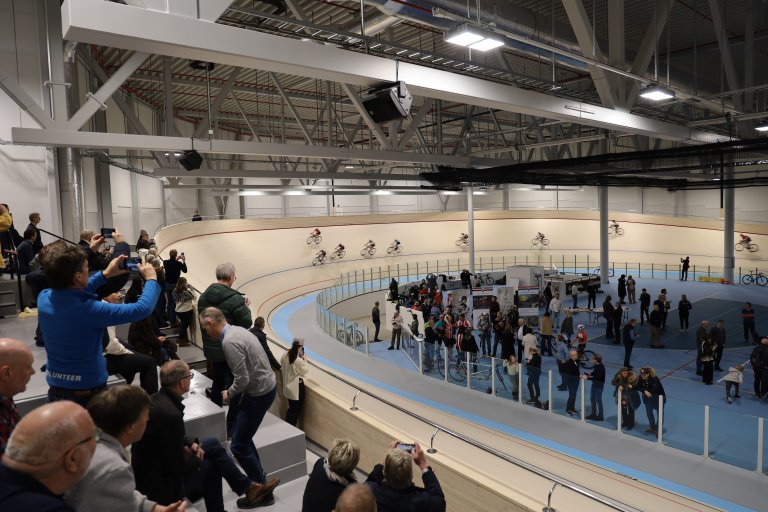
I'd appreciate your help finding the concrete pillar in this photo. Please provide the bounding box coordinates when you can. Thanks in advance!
[723,168,735,283]
[502,184,510,210]
[599,186,609,284]
[467,185,475,273]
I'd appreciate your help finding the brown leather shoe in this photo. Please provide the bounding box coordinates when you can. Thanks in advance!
[243,479,280,505]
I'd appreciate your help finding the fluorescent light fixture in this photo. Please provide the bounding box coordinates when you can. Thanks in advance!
[756,124,768,132]
[639,85,675,101]
[445,23,484,46]
[374,190,393,195]
[345,165,355,169]
[440,191,461,196]
[240,191,266,196]
[469,36,504,51]
[472,190,487,195]
[284,190,307,196]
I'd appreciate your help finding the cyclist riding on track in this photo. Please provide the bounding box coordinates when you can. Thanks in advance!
[316,249,326,260]
[611,220,620,230]
[740,233,752,244]
[460,233,468,241]
[365,239,375,248]
[537,232,546,241]
[335,243,345,252]
[312,228,320,237]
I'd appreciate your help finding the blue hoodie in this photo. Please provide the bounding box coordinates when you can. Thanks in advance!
[38,272,161,389]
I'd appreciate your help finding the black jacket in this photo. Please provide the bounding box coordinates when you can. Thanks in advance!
[622,323,635,345]
[366,463,446,512]
[649,309,662,327]
[637,375,665,398]
[561,358,580,377]
[249,326,281,371]
[709,326,726,347]
[132,389,190,505]
[587,363,605,384]
[602,300,614,319]
[302,458,356,512]
[639,292,651,308]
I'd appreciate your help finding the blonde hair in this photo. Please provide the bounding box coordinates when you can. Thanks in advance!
[327,439,360,476]
[383,448,412,490]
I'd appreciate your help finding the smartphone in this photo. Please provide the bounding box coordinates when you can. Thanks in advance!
[120,256,142,271]
[101,228,114,238]
[396,443,415,453]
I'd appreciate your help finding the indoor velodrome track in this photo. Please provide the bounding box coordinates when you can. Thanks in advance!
[154,211,768,512]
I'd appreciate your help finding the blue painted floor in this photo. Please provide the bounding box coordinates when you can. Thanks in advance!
[355,276,768,475]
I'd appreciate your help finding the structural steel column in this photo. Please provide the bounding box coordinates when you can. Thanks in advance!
[467,186,475,274]
[599,186,609,284]
[723,169,735,283]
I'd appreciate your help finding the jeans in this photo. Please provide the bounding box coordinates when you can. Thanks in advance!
[177,310,193,341]
[640,306,649,325]
[390,327,401,349]
[681,268,688,280]
[649,325,661,346]
[565,375,579,412]
[572,294,578,309]
[744,323,759,343]
[230,387,277,484]
[623,341,633,368]
[106,352,159,394]
[714,345,724,369]
[605,319,614,338]
[373,320,381,340]
[184,437,251,512]
[165,283,177,323]
[679,314,689,330]
[725,381,740,398]
[479,331,491,355]
[492,331,502,358]
[587,294,596,309]
[423,342,435,370]
[210,361,233,407]
[285,381,305,426]
[47,384,106,408]
[702,361,714,384]
[642,396,664,430]
[527,367,541,401]
[541,335,553,355]
[590,383,604,418]
[551,311,560,329]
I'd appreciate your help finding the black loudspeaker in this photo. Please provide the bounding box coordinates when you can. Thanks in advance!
[178,150,203,171]
[361,81,413,124]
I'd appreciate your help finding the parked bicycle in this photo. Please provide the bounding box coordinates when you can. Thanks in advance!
[455,233,469,247]
[741,270,768,286]
[532,232,549,246]
[448,356,507,389]
[477,273,495,285]
[591,267,615,277]
[387,240,402,254]
[422,346,446,378]
[306,228,322,245]
[312,250,327,266]
[608,221,624,236]
[336,324,364,346]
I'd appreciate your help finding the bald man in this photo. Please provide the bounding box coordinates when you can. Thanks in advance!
[0,401,97,511]
[0,338,35,454]
[335,483,377,512]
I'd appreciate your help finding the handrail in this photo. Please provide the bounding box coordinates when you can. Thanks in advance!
[264,332,639,512]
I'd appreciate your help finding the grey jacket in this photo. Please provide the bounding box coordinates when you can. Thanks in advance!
[223,325,277,397]
[65,433,156,512]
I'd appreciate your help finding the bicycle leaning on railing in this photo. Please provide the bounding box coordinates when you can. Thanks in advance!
[741,270,768,286]
[336,324,365,346]
[448,354,508,390]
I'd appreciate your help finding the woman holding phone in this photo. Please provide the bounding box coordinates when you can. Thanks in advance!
[281,337,310,427]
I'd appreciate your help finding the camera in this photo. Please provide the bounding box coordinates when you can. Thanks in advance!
[120,257,142,271]
[395,443,415,453]
[100,228,115,239]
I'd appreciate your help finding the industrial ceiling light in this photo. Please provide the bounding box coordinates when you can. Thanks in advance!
[755,124,768,132]
[469,36,504,52]
[639,85,675,101]
[445,23,505,52]
[445,23,484,46]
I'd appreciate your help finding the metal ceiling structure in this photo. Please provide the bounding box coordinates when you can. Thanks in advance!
[4,0,768,191]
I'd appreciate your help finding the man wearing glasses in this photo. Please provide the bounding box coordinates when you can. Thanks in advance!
[132,360,274,510]
[0,401,97,511]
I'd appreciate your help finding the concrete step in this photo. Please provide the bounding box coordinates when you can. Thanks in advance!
[15,375,127,417]
[254,412,307,485]
[187,475,310,512]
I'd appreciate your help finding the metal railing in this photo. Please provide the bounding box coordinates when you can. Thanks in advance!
[263,332,639,512]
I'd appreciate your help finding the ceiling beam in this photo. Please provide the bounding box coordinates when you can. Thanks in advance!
[60,0,722,144]
[153,168,426,181]
[11,127,471,167]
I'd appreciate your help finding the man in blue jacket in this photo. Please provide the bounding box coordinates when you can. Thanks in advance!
[38,243,161,406]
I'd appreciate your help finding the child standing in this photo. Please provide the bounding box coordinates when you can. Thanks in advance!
[503,354,520,400]
[721,364,744,403]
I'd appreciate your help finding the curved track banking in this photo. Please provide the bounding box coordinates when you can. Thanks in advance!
[155,212,768,512]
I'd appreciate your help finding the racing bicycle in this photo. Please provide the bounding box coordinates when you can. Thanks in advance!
[330,248,346,260]
[592,267,615,277]
[312,253,327,266]
[456,235,469,247]
[387,243,402,255]
[608,224,624,236]
[336,324,364,347]
[307,232,322,244]
[532,234,550,246]
[360,244,376,257]
[735,240,759,252]
[741,270,768,286]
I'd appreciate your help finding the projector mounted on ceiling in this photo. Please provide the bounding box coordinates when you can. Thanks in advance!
[361,81,413,124]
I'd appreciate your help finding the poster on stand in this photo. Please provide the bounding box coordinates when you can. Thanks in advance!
[471,290,494,325]
[496,282,519,313]
[444,287,472,319]
[517,285,541,327]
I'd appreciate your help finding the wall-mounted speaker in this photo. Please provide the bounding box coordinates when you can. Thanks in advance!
[361,81,413,124]
[178,150,203,171]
